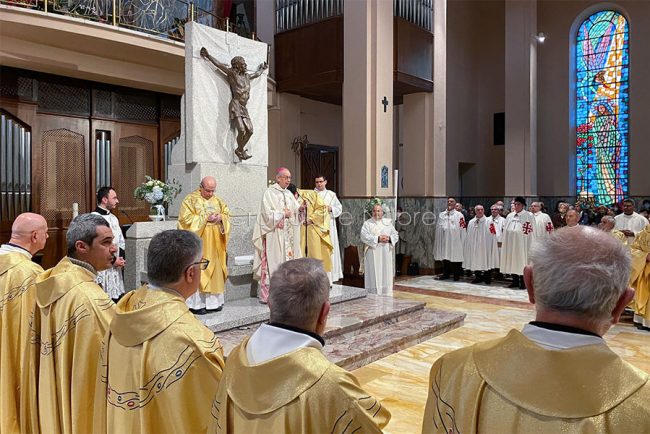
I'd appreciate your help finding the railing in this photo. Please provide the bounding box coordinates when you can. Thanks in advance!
[394,0,432,32]
[275,0,342,33]
[0,0,258,42]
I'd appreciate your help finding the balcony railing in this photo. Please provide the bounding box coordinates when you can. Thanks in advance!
[1,0,257,42]
[274,0,432,34]
[394,0,432,32]
[275,0,342,33]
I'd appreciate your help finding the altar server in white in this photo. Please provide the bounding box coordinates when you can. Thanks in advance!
[314,175,343,283]
[501,196,535,289]
[434,197,466,281]
[615,198,649,243]
[360,203,399,295]
[463,205,499,285]
[531,201,554,244]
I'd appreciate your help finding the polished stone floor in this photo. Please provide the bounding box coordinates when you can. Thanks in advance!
[353,277,650,434]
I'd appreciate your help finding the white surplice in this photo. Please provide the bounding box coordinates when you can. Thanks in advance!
[360,217,399,296]
[433,209,466,262]
[500,210,535,275]
[252,183,303,298]
[92,208,126,299]
[532,211,554,243]
[488,214,506,263]
[615,212,649,243]
[316,188,343,282]
[463,216,499,271]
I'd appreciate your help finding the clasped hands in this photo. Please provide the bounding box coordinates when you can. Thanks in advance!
[378,234,391,243]
[207,213,222,223]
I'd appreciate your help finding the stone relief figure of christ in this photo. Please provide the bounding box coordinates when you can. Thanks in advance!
[200,47,268,161]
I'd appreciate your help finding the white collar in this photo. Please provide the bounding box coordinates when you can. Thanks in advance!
[521,324,604,350]
[246,323,323,365]
[0,243,32,258]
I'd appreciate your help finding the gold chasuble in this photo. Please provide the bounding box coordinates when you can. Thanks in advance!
[0,252,42,434]
[630,225,650,326]
[22,257,115,434]
[422,330,650,433]
[297,189,333,272]
[209,337,390,433]
[93,286,225,434]
[178,189,231,295]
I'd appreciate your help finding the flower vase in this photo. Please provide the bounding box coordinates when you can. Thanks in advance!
[149,203,166,222]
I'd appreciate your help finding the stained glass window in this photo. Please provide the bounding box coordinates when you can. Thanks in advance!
[575,10,629,206]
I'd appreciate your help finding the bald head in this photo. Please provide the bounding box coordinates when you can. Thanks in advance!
[199,176,216,199]
[10,213,48,254]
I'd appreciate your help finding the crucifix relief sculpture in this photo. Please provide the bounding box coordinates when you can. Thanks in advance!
[200,47,268,161]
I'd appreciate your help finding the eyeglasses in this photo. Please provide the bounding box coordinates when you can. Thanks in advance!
[188,258,210,271]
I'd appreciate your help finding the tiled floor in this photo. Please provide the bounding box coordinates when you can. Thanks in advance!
[353,277,650,434]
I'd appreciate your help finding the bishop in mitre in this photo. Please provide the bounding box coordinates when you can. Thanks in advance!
[463,205,499,285]
[360,203,399,295]
[0,213,48,434]
[252,167,302,302]
[208,259,390,433]
[294,186,333,274]
[93,230,224,434]
[178,176,230,314]
[315,175,344,282]
[22,214,116,434]
[630,224,650,330]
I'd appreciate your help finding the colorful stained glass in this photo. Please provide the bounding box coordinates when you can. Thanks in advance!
[575,10,629,206]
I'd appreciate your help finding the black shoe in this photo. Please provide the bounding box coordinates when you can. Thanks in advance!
[189,308,208,315]
[453,275,460,281]
[507,281,519,288]
[206,305,223,313]
[519,280,527,290]
[483,278,491,285]
[470,277,482,284]
[438,274,450,280]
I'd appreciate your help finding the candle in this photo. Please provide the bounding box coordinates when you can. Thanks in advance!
[72,202,79,218]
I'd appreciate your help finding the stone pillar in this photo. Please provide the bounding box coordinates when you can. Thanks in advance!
[432,0,448,197]
[341,0,393,198]
[505,0,537,198]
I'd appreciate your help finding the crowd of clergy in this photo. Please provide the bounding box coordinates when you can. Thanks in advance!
[433,196,650,330]
[2,208,649,433]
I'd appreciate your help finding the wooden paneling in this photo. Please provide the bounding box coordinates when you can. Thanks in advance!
[300,145,338,194]
[393,16,434,99]
[275,17,344,105]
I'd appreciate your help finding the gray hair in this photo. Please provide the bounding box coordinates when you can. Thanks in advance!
[147,230,202,286]
[600,215,615,226]
[269,258,329,330]
[529,226,631,323]
[67,214,110,256]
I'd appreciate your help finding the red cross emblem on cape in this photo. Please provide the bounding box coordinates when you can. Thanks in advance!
[489,222,496,235]
[460,217,466,229]
[522,221,533,235]
[546,222,554,233]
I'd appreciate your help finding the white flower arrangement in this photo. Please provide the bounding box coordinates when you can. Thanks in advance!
[134,176,182,206]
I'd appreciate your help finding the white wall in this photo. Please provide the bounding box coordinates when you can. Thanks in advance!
[445,0,505,197]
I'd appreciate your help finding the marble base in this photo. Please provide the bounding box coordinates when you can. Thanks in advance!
[214,292,465,370]
[396,275,531,303]
[200,284,368,333]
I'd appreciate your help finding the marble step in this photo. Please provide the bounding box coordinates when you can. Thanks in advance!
[215,294,465,370]
[200,284,368,333]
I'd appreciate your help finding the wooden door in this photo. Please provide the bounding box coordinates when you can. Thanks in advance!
[32,113,91,268]
[91,120,159,225]
[300,145,338,193]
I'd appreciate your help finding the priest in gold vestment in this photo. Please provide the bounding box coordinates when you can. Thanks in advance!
[93,230,225,433]
[209,259,390,433]
[0,213,48,434]
[422,227,650,433]
[295,187,333,273]
[178,176,231,314]
[22,214,116,434]
[630,224,650,329]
